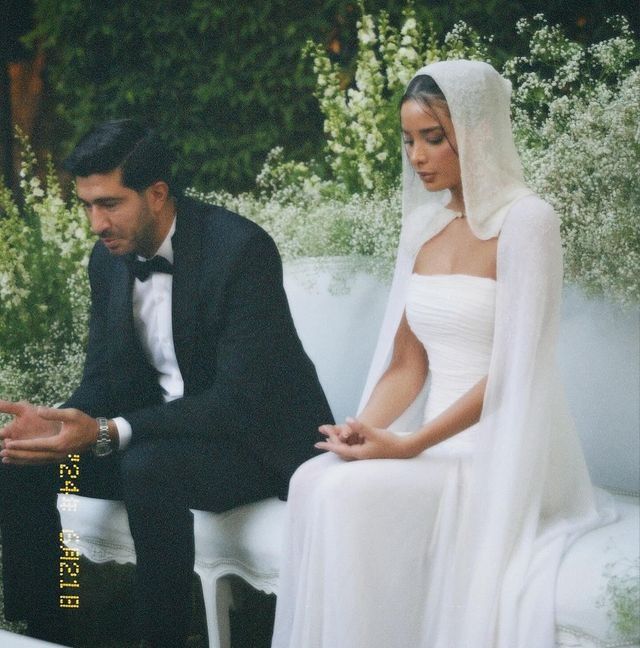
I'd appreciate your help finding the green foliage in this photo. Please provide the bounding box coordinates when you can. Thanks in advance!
[598,556,640,640]
[29,0,343,192]
[0,133,91,405]
[505,15,640,147]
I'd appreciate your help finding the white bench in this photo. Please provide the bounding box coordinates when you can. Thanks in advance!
[59,258,640,648]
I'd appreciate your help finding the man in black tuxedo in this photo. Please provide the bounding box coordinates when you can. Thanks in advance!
[0,119,333,646]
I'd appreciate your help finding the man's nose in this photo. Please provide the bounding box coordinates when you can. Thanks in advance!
[87,207,108,235]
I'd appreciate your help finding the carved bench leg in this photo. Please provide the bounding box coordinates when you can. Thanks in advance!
[196,571,233,648]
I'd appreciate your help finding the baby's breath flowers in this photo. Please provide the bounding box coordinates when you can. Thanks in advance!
[189,147,402,280]
[506,15,639,303]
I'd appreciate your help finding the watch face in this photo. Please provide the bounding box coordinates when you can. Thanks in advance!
[93,441,112,458]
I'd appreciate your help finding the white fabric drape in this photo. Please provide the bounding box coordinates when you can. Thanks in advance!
[357,60,614,648]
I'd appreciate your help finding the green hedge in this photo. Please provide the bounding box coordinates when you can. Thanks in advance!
[29,0,346,192]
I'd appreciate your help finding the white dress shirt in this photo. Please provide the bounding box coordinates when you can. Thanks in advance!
[113,217,183,449]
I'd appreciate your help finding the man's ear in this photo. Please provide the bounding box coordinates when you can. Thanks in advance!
[145,180,170,211]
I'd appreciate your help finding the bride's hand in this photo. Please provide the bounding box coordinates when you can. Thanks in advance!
[316,418,416,461]
[318,422,364,446]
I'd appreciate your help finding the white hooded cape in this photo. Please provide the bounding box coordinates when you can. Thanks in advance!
[359,60,613,648]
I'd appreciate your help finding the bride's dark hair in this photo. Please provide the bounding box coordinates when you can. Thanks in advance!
[400,74,458,156]
[401,75,447,112]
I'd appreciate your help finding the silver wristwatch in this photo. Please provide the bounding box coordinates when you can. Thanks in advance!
[92,417,113,458]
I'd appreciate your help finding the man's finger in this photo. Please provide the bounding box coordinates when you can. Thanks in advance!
[36,406,78,422]
[0,421,18,439]
[2,436,61,452]
[0,400,25,416]
[1,448,64,464]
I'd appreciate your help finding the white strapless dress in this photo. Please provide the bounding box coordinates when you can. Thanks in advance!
[271,274,496,648]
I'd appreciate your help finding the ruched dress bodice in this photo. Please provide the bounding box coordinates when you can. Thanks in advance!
[406,273,496,445]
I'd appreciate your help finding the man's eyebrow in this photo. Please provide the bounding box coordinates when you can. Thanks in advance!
[77,196,123,205]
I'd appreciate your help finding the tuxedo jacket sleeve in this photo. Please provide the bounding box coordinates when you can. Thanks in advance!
[65,196,333,484]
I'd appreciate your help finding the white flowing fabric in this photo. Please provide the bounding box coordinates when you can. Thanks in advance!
[272,60,614,648]
[273,274,495,647]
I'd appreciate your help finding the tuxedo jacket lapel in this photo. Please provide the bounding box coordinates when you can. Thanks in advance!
[171,205,201,387]
[108,258,137,361]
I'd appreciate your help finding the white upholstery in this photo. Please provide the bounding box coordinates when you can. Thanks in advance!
[0,629,62,647]
[58,257,639,648]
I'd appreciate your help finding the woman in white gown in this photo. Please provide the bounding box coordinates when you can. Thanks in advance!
[271,60,611,648]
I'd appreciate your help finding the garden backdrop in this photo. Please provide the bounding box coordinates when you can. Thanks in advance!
[0,1,638,646]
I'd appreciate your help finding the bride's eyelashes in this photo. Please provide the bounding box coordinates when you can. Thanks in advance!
[402,134,446,148]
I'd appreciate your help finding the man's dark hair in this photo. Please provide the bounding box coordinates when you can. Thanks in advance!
[63,119,180,195]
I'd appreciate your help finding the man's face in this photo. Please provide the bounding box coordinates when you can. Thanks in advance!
[76,168,159,257]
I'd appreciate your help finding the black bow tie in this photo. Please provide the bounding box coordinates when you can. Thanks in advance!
[127,255,174,282]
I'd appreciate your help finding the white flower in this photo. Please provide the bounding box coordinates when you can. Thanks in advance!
[403,18,417,31]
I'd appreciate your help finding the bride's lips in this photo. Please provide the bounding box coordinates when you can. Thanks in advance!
[418,172,436,182]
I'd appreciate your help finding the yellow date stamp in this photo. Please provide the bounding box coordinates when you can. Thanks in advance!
[58,454,81,609]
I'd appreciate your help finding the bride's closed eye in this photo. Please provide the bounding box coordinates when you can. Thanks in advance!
[402,132,445,147]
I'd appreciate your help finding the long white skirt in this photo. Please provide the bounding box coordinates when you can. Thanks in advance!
[271,446,472,648]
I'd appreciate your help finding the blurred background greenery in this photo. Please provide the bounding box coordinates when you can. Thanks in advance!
[1,0,638,194]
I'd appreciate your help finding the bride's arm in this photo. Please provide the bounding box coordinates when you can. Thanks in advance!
[317,312,428,452]
[404,376,486,453]
[357,312,428,428]
[317,375,487,460]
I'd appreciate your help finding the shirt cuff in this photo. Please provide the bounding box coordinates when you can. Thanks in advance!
[112,417,132,450]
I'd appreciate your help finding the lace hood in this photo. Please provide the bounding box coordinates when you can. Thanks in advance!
[401,60,532,253]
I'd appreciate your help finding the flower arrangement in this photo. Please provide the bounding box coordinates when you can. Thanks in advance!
[598,556,640,641]
[189,147,402,279]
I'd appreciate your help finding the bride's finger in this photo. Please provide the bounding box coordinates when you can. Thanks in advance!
[318,425,342,445]
[314,439,360,460]
[338,423,353,442]
[345,418,372,439]
[318,425,333,437]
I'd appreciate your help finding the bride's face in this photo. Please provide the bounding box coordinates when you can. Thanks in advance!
[401,99,461,196]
